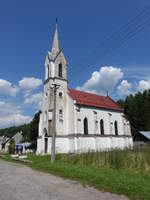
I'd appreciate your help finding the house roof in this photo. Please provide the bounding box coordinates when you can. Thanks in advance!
[139,131,150,140]
[69,89,123,112]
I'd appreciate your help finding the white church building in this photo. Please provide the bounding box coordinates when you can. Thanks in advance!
[37,22,133,154]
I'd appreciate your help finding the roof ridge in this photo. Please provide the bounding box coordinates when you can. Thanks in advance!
[69,88,106,98]
[68,88,123,112]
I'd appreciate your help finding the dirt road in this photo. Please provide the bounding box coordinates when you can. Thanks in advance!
[0,159,129,200]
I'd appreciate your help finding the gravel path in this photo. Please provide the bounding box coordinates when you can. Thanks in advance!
[0,159,129,200]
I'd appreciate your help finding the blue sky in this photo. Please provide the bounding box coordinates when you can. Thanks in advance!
[0,0,150,128]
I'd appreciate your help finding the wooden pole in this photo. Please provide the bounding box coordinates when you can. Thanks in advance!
[51,84,59,164]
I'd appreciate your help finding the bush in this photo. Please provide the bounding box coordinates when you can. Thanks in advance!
[8,139,15,154]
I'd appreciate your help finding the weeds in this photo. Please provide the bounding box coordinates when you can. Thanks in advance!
[57,146,150,171]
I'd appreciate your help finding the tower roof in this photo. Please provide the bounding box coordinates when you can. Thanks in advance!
[51,19,60,55]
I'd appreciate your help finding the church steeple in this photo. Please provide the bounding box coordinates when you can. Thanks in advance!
[45,20,67,81]
[51,18,60,55]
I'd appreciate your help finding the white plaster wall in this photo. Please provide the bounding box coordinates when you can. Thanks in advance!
[66,95,75,134]
[38,137,69,154]
[37,138,42,154]
[76,137,96,152]
[54,79,68,136]
[37,136,46,155]
[37,136,133,155]
[40,81,51,136]
[77,107,129,136]
[55,138,70,153]
[96,137,111,151]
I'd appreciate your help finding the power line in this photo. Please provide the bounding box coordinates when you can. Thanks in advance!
[68,5,150,72]
[89,16,150,65]
[68,5,150,80]
[70,17,150,81]
[68,5,150,70]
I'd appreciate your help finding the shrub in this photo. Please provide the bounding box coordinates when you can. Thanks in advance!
[8,139,15,154]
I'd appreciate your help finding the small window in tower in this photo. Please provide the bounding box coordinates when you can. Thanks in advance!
[59,109,63,119]
[59,92,63,98]
[58,63,62,77]
[59,109,62,114]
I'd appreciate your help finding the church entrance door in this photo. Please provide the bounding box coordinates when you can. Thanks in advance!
[45,138,48,153]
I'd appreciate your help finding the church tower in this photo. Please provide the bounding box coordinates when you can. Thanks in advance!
[45,20,67,81]
[39,20,68,150]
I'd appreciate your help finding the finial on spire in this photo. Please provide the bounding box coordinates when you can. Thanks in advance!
[56,18,58,30]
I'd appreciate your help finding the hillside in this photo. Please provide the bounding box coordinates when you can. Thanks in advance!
[0,111,41,145]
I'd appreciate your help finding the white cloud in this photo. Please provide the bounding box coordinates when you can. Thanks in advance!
[19,77,42,96]
[0,79,19,96]
[24,92,42,108]
[0,114,31,129]
[0,101,31,128]
[138,79,150,91]
[0,101,20,116]
[77,66,123,95]
[0,76,42,128]
[117,80,132,97]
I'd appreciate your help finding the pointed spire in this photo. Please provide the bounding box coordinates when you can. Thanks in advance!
[52,18,60,55]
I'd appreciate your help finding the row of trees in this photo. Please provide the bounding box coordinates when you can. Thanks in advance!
[118,89,150,135]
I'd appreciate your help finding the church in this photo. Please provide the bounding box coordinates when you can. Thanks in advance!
[37,22,133,154]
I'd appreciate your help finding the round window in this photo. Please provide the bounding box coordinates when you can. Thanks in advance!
[59,92,63,98]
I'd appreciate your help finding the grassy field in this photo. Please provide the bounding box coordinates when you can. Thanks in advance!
[1,147,150,200]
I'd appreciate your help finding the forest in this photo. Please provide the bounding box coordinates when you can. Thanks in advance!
[0,89,150,142]
[118,89,150,135]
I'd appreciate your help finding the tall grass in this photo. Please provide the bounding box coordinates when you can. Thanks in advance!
[57,146,150,171]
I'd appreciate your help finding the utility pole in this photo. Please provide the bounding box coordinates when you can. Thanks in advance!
[51,83,60,164]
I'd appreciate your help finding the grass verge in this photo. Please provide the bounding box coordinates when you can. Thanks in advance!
[1,151,150,200]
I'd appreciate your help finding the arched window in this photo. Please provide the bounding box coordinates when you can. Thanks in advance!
[47,65,49,78]
[84,117,88,135]
[58,63,62,77]
[44,111,47,122]
[100,119,104,135]
[44,129,48,154]
[43,128,48,137]
[114,121,118,135]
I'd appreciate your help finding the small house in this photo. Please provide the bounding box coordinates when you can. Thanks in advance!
[134,131,150,145]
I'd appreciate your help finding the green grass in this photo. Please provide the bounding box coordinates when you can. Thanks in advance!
[1,148,150,200]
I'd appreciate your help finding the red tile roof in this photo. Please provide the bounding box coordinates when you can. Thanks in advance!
[69,89,123,112]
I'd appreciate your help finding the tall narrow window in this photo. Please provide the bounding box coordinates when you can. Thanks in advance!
[58,63,62,77]
[100,119,104,135]
[47,65,49,78]
[84,117,88,135]
[114,121,118,135]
